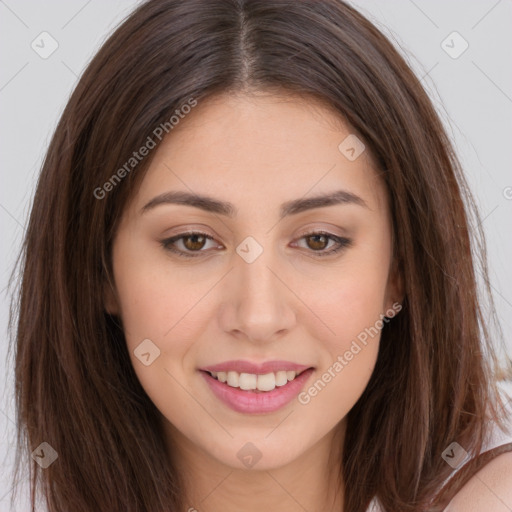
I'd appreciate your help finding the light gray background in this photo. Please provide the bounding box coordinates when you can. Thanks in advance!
[1,0,511,508]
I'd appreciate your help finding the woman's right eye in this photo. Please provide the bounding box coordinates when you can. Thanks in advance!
[160,231,221,258]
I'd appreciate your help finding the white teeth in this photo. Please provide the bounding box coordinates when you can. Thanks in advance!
[257,372,276,391]
[239,373,257,390]
[208,369,304,391]
[227,371,239,387]
[275,370,288,387]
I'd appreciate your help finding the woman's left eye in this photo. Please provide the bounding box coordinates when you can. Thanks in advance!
[292,231,352,256]
[160,231,352,258]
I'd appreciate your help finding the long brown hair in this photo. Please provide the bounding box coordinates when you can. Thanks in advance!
[7,0,511,510]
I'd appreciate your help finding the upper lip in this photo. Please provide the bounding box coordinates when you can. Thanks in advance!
[200,360,313,375]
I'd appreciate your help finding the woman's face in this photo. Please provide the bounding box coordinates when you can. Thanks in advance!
[106,91,401,471]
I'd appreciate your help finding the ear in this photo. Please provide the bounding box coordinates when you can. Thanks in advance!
[384,256,404,314]
[103,279,120,316]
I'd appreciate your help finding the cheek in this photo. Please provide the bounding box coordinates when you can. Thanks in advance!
[111,239,219,395]
[310,246,391,345]
[296,284,384,424]
[111,250,204,420]
[112,236,206,348]
[299,245,391,411]
[113,270,176,348]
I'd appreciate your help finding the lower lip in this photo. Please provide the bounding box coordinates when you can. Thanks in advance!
[200,368,314,414]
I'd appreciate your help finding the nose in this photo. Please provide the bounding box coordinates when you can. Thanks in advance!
[218,248,297,344]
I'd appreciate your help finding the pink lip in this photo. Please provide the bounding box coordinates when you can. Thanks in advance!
[200,359,311,374]
[199,366,315,414]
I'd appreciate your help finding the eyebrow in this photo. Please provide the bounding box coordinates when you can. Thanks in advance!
[140,189,368,219]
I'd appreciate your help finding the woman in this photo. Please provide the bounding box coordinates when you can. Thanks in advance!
[9,0,512,510]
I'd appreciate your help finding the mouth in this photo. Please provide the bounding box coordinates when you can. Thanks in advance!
[198,361,315,414]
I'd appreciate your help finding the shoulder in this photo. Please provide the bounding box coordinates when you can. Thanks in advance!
[444,450,512,511]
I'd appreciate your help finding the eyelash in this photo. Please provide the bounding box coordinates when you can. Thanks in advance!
[160,230,352,258]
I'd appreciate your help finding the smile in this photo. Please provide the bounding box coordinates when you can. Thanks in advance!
[199,361,315,414]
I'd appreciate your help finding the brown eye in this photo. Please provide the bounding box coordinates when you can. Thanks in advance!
[294,231,353,257]
[160,231,220,257]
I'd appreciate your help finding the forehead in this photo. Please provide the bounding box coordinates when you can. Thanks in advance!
[131,91,389,215]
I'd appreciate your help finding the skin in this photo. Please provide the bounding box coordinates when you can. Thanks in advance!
[105,90,402,512]
[445,452,512,511]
